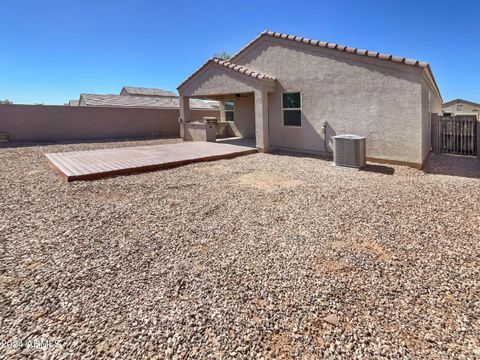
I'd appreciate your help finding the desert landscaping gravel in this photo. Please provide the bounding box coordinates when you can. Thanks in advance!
[1,138,479,359]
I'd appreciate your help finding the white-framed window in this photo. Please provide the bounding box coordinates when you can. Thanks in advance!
[282,92,301,127]
[224,100,234,122]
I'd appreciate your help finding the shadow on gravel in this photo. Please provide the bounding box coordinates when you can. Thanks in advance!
[270,150,395,175]
[270,149,333,161]
[424,153,480,179]
[363,164,395,175]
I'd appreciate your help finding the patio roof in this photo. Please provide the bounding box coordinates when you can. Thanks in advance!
[177,58,276,91]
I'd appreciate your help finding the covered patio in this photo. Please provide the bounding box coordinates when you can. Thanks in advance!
[177,58,277,152]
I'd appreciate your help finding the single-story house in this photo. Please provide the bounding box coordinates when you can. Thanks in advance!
[442,98,480,118]
[78,93,217,110]
[120,86,178,98]
[177,31,442,168]
[78,93,220,122]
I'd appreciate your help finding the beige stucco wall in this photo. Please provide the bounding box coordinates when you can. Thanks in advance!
[421,79,431,163]
[230,94,255,138]
[233,37,432,165]
[184,122,216,142]
[420,76,442,163]
[190,109,220,122]
[0,104,187,142]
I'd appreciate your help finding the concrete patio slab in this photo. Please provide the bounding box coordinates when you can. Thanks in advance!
[45,141,257,182]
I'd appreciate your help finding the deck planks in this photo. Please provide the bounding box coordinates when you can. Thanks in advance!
[45,141,257,182]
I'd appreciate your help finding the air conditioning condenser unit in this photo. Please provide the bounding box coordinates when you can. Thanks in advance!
[333,134,366,169]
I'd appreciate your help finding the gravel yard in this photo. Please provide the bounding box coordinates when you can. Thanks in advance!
[1,138,479,359]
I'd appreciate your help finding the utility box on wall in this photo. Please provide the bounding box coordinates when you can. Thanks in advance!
[333,134,366,169]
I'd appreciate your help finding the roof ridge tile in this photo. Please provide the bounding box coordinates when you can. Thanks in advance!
[231,30,430,70]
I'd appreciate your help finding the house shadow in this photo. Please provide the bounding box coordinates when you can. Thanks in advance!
[424,153,480,179]
[270,149,395,175]
[363,163,395,175]
[270,148,333,161]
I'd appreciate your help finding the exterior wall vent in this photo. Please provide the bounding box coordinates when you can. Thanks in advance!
[333,134,366,169]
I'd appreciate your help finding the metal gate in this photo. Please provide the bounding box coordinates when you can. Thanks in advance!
[438,115,477,156]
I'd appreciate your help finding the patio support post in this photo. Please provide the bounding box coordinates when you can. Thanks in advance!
[218,100,226,123]
[254,89,269,151]
[179,96,191,140]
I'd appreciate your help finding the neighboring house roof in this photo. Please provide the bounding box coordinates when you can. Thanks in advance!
[442,98,480,107]
[178,58,276,90]
[68,100,79,106]
[79,94,219,110]
[120,86,177,97]
[227,30,441,100]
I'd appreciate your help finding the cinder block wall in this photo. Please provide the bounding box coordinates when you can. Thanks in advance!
[0,104,219,143]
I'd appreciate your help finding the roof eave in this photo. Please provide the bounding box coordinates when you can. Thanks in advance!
[177,58,276,92]
[423,64,443,103]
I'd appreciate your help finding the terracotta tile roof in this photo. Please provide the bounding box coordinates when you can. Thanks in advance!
[211,58,276,81]
[229,30,441,100]
[121,86,177,97]
[231,31,429,68]
[79,94,219,110]
[177,58,275,90]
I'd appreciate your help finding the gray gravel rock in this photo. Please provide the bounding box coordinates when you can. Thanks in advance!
[0,139,479,359]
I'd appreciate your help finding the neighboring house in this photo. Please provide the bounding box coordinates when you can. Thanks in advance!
[78,93,218,110]
[67,99,79,106]
[120,86,178,98]
[178,30,442,168]
[442,99,480,117]
[78,93,219,122]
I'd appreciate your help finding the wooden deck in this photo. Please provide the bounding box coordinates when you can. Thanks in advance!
[46,141,257,182]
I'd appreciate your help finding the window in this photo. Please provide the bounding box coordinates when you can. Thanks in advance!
[282,92,301,126]
[224,101,234,122]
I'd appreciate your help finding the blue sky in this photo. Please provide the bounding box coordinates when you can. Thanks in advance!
[1,0,479,104]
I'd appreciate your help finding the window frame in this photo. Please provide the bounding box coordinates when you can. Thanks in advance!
[281,92,302,128]
[224,100,235,122]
